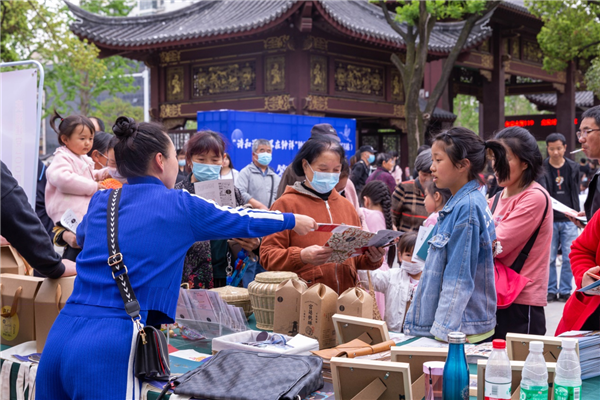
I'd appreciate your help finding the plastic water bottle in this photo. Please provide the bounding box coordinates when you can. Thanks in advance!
[554,338,581,400]
[519,341,548,400]
[485,339,512,400]
[442,332,469,400]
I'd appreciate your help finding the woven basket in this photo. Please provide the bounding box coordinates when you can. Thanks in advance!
[209,286,253,319]
[247,271,299,330]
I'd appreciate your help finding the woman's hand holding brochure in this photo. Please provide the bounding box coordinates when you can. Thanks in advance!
[578,266,600,295]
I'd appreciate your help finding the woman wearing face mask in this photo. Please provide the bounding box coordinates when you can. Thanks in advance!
[260,136,385,295]
[175,131,260,288]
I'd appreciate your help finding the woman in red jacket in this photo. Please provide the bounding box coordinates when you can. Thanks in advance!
[556,211,600,334]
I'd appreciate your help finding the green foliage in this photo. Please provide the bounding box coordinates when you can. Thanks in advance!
[505,95,549,116]
[93,98,143,131]
[1,0,138,116]
[586,57,600,97]
[453,95,480,134]
[392,1,487,25]
[527,0,600,73]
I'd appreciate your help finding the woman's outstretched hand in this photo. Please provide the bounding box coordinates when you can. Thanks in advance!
[292,214,318,235]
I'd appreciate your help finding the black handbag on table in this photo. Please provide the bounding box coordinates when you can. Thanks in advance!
[157,349,323,400]
[107,188,171,381]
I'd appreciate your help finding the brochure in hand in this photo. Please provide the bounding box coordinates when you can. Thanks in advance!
[551,197,587,223]
[193,179,236,207]
[316,224,403,263]
[577,272,600,295]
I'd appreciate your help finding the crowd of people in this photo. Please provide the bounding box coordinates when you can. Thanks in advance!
[2,105,600,397]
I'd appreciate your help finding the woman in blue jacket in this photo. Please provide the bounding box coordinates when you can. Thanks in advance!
[36,117,316,399]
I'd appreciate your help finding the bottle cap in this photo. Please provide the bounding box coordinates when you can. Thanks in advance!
[561,338,577,350]
[530,341,544,352]
[447,332,466,344]
[492,339,506,349]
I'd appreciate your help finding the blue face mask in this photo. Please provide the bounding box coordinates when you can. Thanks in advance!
[308,164,340,194]
[367,154,375,164]
[178,160,186,167]
[257,152,272,166]
[192,162,221,182]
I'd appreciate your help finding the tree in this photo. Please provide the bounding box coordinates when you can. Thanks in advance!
[527,0,600,98]
[1,0,138,116]
[93,98,144,131]
[380,0,500,165]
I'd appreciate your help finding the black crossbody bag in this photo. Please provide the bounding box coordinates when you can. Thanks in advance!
[107,188,171,381]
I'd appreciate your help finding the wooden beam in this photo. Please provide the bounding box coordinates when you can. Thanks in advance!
[505,82,557,96]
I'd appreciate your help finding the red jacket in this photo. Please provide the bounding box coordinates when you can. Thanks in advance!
[556,211,600,335]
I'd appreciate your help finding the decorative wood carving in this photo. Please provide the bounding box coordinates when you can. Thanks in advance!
[553,83,565,94]
[265,56,286,93]
[166,66,184,101]
[162,118,185,130]
[159,50,180,64]
[303,36,328,51]
[480,39,490,53]
[264,35,291,50]
[393,104,405,118]
[391,70,404,102]
[160,104,181,118]
[480,70,492,82]
[334,61,384,96]
[480,54,493,69]
[192,61,256,97]
[264,94,291,111]
[305,95,328,111]
[390,118,406,130]
[522,40,543,64]
[310,55,327,93]
[511,38,520,60]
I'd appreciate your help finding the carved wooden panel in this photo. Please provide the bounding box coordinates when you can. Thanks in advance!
[166,66,184,101]
[191,61,256,97]
[334,61,384,97]
[391,70,404,102]
[480,39,490,53]
[310,55,327,93]
[265,56,286,93]
[522,40,543,64]
[511,38,520,60]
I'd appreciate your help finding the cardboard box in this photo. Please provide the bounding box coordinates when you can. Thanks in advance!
[34,276,76,353]
[0,273,44,346]
[0,245,30,275]
[336,287,373,319]
[299,283,338,349]
[273,279,307,336]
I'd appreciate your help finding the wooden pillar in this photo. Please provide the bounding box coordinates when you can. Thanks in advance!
[556,61,576,157]
[481,28,505,139]
[424,59,452,112]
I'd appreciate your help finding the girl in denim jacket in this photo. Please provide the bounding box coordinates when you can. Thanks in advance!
[403,127,511,343]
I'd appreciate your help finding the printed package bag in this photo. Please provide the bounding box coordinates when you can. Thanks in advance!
[273,278,307,336]
[299,283,338,349]
[34,276,76,352]
[0,273,44,346]
[336,287,373,319]
[0,245,30,275]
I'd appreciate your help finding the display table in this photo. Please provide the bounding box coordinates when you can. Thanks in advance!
[2,316,599,400]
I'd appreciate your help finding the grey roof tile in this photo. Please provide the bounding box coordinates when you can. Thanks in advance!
[67,0,494,53]
[526,91,595,108]
[419,98,457,121]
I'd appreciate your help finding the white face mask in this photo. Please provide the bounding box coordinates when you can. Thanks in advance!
[400,259,424,275]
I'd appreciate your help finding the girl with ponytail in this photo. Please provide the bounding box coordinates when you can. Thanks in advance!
[358,180,396,315]
[487,127,552,339]
[404,127,504,342]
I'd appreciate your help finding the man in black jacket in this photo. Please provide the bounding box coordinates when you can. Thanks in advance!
[349,145,376,199]
[539,133,580,302]
[1,161,75,278]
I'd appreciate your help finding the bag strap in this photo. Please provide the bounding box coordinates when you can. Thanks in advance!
[107,189,146,341]
[511,188,549,274]
[490,192,501,214]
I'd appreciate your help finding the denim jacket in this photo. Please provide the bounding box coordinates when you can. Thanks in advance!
[403,180,497,341]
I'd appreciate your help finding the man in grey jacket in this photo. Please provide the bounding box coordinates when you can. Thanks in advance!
[236,139,281,210]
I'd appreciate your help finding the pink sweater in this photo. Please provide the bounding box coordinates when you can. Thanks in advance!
[45,146,104,224]
[488,182,553,307]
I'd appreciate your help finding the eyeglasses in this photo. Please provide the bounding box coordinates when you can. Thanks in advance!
[576,128,600,139]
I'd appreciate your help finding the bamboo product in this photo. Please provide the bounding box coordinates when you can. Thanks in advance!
[247,271,299,330]
[208,286,253,319]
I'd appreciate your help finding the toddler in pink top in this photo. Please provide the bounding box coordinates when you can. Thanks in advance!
[45,112,108,225]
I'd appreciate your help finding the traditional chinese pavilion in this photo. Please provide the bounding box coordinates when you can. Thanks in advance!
[67,0,593,166]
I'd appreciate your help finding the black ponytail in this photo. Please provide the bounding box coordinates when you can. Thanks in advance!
[434,127,509,183]
[484,140,509,183]
[49,109,95,146]
[492,127,543,188]
[361,180,396,266]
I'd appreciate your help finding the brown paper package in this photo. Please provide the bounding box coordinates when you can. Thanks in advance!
[0,273,44,346]
[0,245,30,275]
[336,287,373,319]
[35,276,76,353]
[299,283,338,349]
[273,279,307,336]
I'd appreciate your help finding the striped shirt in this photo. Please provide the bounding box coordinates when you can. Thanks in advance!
[392,180,428,233]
